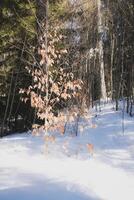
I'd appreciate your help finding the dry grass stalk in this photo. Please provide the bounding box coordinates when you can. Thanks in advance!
[86,143,94,156]
[44,135,56,143]
[91,124,97,128]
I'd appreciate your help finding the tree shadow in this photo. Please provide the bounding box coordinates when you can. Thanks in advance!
[0,168,100,200]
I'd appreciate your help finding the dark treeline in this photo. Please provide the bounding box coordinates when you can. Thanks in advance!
[0,0,133,136]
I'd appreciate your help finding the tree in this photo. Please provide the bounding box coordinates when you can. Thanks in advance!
[97,0,107,100]
[0,0,36,136]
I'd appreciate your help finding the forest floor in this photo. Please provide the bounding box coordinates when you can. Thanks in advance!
[0,102,134,200]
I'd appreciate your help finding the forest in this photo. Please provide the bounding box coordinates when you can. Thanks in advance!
[0,0,134,200]
[0,0,133,136]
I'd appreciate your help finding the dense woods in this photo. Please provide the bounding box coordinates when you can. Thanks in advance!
[0,0,134,137]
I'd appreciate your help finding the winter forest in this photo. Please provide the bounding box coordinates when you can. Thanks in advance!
[0,0,134,200]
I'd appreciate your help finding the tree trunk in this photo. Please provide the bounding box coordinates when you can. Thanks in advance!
[110,34,115,99]
[97,0,107,101]
[36,0,47,68]
[36,0,49,134]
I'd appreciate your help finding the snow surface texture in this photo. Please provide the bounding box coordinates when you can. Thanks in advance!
[0,102,134,200]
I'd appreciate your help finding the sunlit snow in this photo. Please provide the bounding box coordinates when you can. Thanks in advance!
[0,102,134,200]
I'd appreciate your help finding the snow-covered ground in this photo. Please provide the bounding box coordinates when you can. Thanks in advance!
[0,102,134,200]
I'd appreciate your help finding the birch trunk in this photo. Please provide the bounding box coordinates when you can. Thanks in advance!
[97,0,107,101]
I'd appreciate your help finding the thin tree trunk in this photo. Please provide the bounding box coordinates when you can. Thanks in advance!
[36,0,49,135]
[110,34,115,99]
[0,71,14,137]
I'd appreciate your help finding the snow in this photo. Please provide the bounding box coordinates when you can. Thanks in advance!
[0,102,134,200]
